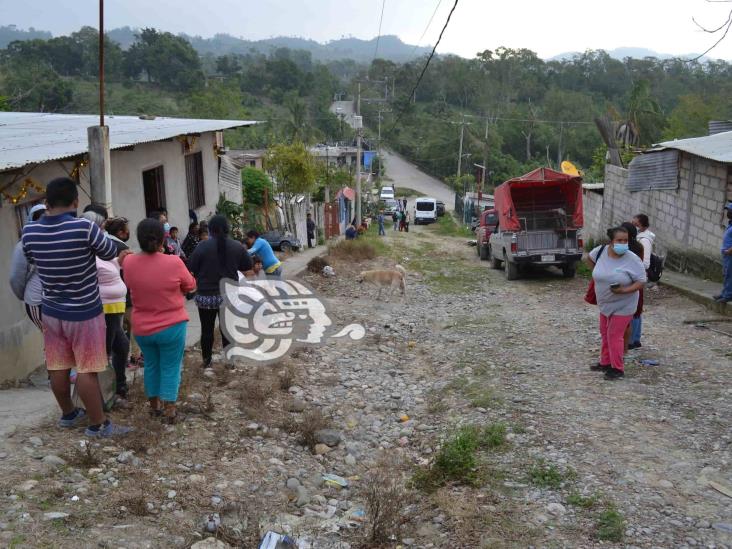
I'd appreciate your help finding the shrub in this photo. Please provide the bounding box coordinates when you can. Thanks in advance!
[596,506,625,542]
[327,239,376,260]
[307,255,330,273]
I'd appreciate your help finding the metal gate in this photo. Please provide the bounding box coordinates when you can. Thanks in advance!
[324,202,340,239]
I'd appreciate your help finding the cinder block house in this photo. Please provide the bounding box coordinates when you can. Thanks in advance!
[592,131,732,279]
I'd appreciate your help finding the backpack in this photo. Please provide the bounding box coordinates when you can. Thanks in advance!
[647,253,664,282]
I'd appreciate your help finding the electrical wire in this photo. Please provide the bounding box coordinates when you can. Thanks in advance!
[390,0,460,130]
[373,0,387,61]
[411,0,444,56]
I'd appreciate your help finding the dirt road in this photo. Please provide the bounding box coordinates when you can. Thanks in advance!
[1,225,730,548]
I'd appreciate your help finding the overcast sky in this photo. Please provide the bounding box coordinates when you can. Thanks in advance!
[2,0,731,60]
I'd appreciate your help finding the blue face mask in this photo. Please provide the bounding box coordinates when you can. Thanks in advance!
[163,222,171,232]
[613,243,629,255]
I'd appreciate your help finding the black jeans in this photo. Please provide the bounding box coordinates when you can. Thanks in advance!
[198,307,230,365]
[105,313,130,396]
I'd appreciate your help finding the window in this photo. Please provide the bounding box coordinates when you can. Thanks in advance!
[185,152,205,209]
[249,160,257,167]
[416,201,436,211]
[142,165,166,216]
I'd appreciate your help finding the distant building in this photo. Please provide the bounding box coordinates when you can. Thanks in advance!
[226,149,266,170]
[0,112,256,382]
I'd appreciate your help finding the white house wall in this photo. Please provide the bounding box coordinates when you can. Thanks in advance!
[0,131,224,382]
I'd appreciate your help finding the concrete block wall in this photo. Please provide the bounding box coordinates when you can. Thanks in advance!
[600,154,729,279]
[582,189,604,244]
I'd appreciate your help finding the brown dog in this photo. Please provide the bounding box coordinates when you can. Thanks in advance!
[356,265,406,299]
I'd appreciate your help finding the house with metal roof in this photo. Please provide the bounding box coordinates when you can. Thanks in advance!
[595,130,732,281]
[0,112,256,382]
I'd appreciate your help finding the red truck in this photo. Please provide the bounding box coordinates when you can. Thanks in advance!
[476,207,498,261]
[488,167,584,280]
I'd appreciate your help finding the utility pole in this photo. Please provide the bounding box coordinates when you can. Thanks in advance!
[480,118,489,204]
[355,82,362,225]
[88,0,112,214]
[456,114,467,178]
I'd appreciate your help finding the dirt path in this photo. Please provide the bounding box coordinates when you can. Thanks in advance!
[0,228,730,548]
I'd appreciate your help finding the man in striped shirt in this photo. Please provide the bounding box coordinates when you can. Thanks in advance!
[22,177,131,438]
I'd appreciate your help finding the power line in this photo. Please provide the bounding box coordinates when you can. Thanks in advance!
[390,0,460,129]
[373,0,387,61]
[412,0,444,56]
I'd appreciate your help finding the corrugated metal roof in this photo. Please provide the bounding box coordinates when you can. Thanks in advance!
[656,130,732,163]
[708,120,732,136]
[628,149,679,192]
[0,112,258,171]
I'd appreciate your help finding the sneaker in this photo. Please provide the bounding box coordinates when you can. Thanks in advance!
[84,421,133,438]
[58,408,86,428]
[714,296,732,303]
[590,363,610,372]
[628,342,642,350]
[604,368,624,381]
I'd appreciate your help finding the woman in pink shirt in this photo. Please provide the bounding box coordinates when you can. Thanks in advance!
[122,219,196,422]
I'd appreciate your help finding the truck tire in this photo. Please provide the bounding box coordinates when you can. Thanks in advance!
[490,247,502,269]
[479,244,489,261]
[504,254,519,281]
[562,264,576,278]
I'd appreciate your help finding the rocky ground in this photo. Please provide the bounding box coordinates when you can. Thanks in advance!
[0,223,731,549]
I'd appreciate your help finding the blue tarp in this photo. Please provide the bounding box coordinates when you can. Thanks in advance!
[363,151,375,169]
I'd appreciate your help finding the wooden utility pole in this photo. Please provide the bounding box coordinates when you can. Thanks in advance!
[355,82,362,225]
[456,114,466,178]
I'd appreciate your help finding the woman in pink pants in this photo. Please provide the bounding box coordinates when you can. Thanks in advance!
[587,227,647,380]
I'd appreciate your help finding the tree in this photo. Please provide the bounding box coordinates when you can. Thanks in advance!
[124,28,203,92]
[663,94,719,140]
[265,142,317,231]
[241,167,273,205]
[625,80,665,146]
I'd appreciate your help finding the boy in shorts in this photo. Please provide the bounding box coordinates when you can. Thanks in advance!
[22,177,132,437]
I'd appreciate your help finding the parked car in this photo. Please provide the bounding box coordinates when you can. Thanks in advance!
[414,197,438,225]
[436,200,446,217]
[381,198,400,215]
[476,208,498,260]
[261,230,301,252]
[488,167,584,280]
[380,186,395,200]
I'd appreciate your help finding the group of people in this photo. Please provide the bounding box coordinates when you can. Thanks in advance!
[588,214,655,380]
[10,176,287,435]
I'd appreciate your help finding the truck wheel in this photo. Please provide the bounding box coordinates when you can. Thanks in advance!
[562,264,576,278]
[504,256,519,281]
[479,244,489,261]
[490,247,501,269]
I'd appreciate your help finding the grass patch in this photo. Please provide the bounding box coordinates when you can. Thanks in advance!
[431,214,473,238]
[479,423,507,449]
[576,261,592,278]
[327,238,378,260]
[412,423,507,491]
[596,505,625,542]
[394,186,426,198]
[528,459,576,489]
[566,491,599,509]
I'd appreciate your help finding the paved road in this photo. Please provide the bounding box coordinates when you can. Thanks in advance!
[382,150,456,210]
[328,100,455,211]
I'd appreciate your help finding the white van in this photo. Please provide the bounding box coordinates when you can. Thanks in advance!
[380,186,395,200]
[414,197,438,225]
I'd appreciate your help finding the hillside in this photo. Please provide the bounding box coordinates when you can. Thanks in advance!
[5,24,430,63]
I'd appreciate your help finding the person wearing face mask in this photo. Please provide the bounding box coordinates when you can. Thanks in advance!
[715,203,732,303]
[586,226,647,380]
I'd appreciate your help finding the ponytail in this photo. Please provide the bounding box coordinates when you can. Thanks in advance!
[136,218,165,254]
[208,215,230,271]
